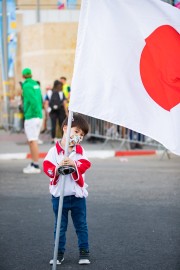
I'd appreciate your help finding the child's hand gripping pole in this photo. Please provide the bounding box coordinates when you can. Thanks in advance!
[58,165,75,175]
[57,157,76,175]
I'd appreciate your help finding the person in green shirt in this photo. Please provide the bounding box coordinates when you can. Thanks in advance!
[21,68,43,174]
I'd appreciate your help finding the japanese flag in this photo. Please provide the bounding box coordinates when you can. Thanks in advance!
[69,0,180,155]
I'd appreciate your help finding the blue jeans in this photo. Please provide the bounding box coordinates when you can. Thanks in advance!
[51,195,89,253]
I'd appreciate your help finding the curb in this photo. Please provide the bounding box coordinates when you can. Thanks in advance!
[0,150,158,160]
[115,150,156,157]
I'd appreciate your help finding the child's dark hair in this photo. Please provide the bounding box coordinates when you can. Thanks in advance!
[62,113,89,136]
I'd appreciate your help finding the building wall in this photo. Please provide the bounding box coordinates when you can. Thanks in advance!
[18,9,80,25]
[0,2,81,100]
[17,22,78,92]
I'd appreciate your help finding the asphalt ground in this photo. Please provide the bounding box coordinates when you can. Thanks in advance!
[0,156,180,270]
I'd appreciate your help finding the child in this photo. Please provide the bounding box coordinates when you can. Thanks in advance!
[43,113,91,265]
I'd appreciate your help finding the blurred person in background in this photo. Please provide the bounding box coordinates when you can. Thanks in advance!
[21,68,43,173]
[49,80,68,144]
[42,85,52,133]
[60,76,71,108]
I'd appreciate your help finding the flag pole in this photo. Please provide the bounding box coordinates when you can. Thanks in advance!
[2,0,10,130]
[52,110,73,270]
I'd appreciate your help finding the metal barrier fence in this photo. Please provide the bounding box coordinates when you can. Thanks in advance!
[0,102,24,132]
[84,115,163,150]
[0,103,163,150]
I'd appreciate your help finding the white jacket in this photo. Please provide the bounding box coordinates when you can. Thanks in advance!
[43,142,91,198]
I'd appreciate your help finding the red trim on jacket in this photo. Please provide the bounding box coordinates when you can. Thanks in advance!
[43,160,59,185]
[75,144,83,155]
[56,142,64,155]
[72,158,91,187]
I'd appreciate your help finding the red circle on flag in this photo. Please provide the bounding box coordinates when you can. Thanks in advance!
[140,25,180,111]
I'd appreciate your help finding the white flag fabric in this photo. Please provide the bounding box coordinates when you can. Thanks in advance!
[69,0,180,155]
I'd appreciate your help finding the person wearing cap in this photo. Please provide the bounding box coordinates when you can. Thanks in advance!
[21,68,43,173]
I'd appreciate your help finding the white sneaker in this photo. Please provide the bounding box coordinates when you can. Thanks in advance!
[49,258,64,265]
[23,164,41,174]
[49,252,64,265]
[78,250,90,265]
[79,258,91,265]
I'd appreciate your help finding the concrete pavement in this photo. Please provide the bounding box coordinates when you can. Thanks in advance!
[0,129,160,160]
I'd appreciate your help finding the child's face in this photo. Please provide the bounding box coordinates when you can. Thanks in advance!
[63,126,85,146]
